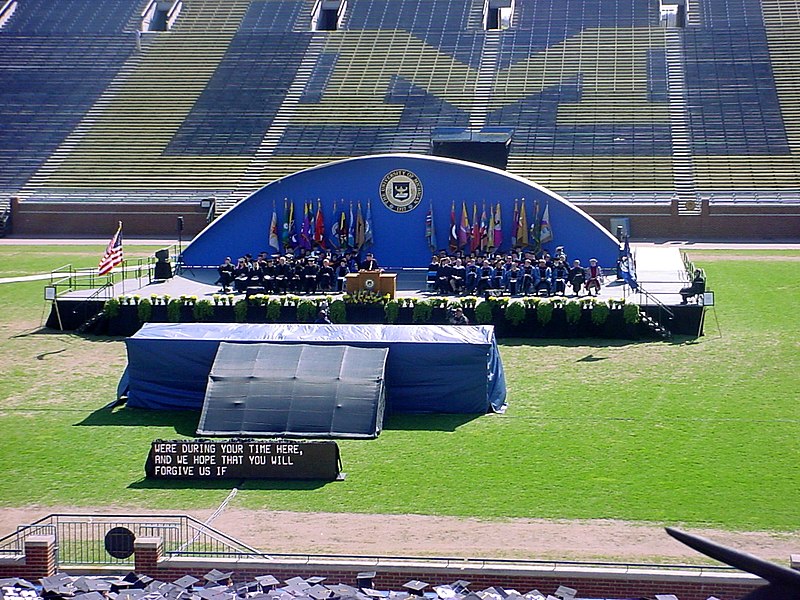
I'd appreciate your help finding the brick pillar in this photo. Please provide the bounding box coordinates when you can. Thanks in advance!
[23,535,56,579]
[134,537,163,575]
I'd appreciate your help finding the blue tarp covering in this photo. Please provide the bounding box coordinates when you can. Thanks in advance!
[122,323,507,414]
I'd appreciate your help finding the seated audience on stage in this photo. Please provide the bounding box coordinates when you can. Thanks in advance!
[552,259,569,296]
[569,259,585,296]
[427,255,440,291]
[449,258,466,293]
[533,259,552,296]
[679,269,705,304]
[503,261,522,295]
[233,257,251,293]
[216,257,234,292]
[436,256,453,294]
[585,258,603,296]
[318,258,334,292]
[335,258,351,292]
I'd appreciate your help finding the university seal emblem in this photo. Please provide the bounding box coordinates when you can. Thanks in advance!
[379,169,423,213]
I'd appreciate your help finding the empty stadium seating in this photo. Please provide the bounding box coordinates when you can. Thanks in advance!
[1,0,798,235]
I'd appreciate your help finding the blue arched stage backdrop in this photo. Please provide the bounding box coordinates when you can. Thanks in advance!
[181,154,620,269]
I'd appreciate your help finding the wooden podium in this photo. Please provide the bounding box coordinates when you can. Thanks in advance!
[345,271,397,298]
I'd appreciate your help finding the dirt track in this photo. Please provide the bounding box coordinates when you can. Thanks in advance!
[1,506,797,565]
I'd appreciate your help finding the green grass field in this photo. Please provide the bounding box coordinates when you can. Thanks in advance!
[0,246,798,533]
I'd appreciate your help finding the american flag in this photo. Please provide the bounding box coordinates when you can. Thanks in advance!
[98,222,123,275]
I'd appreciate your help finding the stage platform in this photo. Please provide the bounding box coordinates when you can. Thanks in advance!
[57,247,693,305]
[47,248,705,337]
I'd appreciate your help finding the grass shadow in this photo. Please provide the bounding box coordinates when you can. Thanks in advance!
[383,413,480,431]
[499,337,643,348]
[75,405,199,437]
[128,478,331,491]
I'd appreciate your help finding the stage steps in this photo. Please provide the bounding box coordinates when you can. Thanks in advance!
[639,309,672,340]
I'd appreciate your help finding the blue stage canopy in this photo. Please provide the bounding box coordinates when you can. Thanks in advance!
[120,323,507,414]
[181,154,620,269]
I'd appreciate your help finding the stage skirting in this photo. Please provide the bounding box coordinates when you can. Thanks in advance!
[119,323,507,414]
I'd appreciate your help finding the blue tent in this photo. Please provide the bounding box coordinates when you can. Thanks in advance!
[120,323,507,414]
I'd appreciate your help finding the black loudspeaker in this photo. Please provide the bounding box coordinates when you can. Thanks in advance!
[177,216,184,232]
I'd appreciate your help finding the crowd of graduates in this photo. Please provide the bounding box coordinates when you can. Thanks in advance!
[428,246,605,297]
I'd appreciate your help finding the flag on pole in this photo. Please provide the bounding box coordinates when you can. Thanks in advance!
[269,203,280,252]
[458,202,469,249]
[314,199,326,248]
[518,199,529,247]
[511,199,519,247]
[487,203,496,251]
[530,198,540,252]
[98,222,123,275]
[425,202,437,252]
[355,201,366,249]
[348,201,355,249]
[281,198,292,250]
[479,201,489,252]
[470,203,480,252]
[329,199,340,249]
[493,202,503,250]
[300,201,313,249]
[449,201,458,253]
[337,201,348,249]
[364,199,374,248]
[540,202,553,244]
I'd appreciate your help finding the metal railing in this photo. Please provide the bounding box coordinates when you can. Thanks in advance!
[0,513,270,567]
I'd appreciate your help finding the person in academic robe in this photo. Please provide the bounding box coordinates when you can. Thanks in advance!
[359,252,379,271]
[584,258,603,296]
[568,259,585,296]
[317,258,334,292]
[216,257,234,292]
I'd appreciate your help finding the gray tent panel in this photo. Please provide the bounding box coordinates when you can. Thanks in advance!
[197,343,388,439]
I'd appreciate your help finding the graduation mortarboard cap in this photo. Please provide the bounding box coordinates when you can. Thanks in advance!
[325,584,358,598]
[204,572,233,586]
[431,587,455,600]
[255,577,280,589]
[76,578,113,593]
[74,592,108,600]
[123,574,154,589]
[115,590,148,600]
[449,583,469,595]
[355,574,375,590]
[553,586,575,600]
[307,585,330,600]
[304,579,326,587]
[654,596,679,600]
[360,590,385,599]
[173,578,199,591]
[0,579,35,590]
[401,582,428,597]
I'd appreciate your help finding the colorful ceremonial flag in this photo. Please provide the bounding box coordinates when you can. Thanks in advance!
[269,203,280,252]
[348,201,355,249]
[493,202,503,250]
[470,203,480,252]
[518,198,529,247]
[299,201,312,250]
[540,202,553,244]
[355,201,366,249]
[530,198,540,252]
[364,199,374,248]
[281,198,293,250]
[458,202,469,249]
[337,201,348,249]
[487,204,496,251]
[98,221,123,275]
[511,200,519,247]
[329,199,340,249]
[479,202,489,252]
[314,199,326,248]
[449,201,458,253]
[425,202,437,252]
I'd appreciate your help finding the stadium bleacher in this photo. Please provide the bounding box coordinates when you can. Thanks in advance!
[1,0,798,235]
